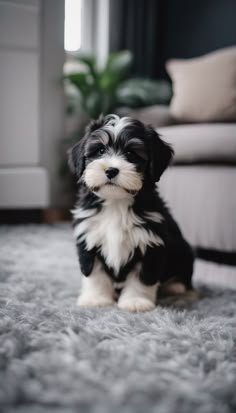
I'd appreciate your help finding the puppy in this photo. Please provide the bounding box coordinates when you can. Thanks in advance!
[68,114,194,312]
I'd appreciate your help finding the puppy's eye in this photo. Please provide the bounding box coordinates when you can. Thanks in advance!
[85,144,106,158]
[126,151,135,158]
[126,149,147,163]
[126,150,136,160]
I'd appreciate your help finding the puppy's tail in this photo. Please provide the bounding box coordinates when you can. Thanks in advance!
[158,280,202,307]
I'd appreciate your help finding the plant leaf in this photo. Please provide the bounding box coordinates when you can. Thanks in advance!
[116,78,172,107]
[105,50,133,81]
[85,91,103,118]
[64,72,91,96]
[75,53,97,78]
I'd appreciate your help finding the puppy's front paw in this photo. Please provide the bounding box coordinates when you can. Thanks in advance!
[118,297,155,312]
[77,294,114,308]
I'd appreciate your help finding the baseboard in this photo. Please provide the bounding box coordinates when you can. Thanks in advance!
[0,209,70,224]
[43,209,71,223]
[196,248,236,266]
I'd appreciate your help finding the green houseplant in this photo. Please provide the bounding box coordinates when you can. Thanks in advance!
[64,50,171,119]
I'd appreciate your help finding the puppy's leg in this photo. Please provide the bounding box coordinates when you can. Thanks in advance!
[77,261,114,307]
[118,271,158,312]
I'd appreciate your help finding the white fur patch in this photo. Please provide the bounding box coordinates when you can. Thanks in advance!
[83,154,143,199]
[73,200,164,275]
[118,271,158,312]
[144,211,164,223]
[72,207,96,220]
[104,115,132,139]
[77,261,114,307]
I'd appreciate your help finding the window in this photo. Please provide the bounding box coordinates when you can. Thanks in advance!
[64,0,82,52]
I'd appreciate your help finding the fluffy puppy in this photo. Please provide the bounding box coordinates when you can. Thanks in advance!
[68,114,194,312]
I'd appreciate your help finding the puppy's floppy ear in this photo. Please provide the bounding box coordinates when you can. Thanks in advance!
[67,115,106,178]
[146,126,174,182]
[68,137,86,179]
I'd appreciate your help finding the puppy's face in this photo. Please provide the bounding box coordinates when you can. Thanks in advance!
[69,115,173,201]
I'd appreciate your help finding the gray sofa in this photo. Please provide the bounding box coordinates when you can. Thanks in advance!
[124,105,236,260]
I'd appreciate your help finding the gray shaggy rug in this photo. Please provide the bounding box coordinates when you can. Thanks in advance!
[0,224,236,413]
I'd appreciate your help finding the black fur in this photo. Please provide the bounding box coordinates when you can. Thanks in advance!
[69,115,194,290]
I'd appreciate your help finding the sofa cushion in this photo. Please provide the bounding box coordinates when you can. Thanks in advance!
[117,105,175,127]
[166,46,236,122]
[158,124,236,164]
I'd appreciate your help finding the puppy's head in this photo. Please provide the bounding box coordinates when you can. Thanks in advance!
[68,114,173,201]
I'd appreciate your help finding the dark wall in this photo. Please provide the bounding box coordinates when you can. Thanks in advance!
[165,0,236,58]
[109,0,236,79]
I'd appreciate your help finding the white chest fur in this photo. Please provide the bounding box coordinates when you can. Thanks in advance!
[73,201,163,275]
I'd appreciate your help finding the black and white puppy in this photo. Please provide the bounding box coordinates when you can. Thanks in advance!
[68,114,194,312]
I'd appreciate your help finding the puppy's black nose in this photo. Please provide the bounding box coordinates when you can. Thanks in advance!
[105,167,119,179]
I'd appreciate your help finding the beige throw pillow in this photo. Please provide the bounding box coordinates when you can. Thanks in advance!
[166,46,236,122]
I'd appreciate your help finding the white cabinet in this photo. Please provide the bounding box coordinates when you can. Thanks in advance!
[0,51,40,166]
[0,0,65,208]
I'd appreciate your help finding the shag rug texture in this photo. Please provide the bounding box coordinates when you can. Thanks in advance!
[0,224,236,413]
